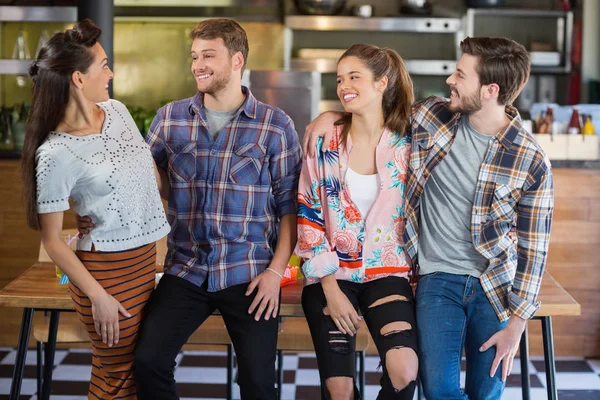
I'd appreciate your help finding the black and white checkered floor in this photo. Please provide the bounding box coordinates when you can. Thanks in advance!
[1,347,599,399]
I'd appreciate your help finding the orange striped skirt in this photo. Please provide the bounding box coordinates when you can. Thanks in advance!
[69,243,156,399]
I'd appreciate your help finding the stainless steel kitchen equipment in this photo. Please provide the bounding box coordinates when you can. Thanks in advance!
[283,14,462,110]
[352,4,373,18]
[399,0,433,15]
[463,7,573,111]
[247,70,321,143]
[293,0,347,16]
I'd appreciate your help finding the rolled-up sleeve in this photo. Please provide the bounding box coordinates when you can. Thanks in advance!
[512,159,554,319]
[145,106,168,171]
[269,118,302,218]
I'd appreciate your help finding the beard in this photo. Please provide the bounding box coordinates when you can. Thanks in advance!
[199,70,231,95]
[448,87,483,114]
[196,59,233,95]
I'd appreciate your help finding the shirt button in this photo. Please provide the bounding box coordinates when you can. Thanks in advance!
[210,150,217,156]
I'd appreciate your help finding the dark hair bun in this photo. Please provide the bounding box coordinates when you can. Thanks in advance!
[67,19,102,47]
[29,61,39,78]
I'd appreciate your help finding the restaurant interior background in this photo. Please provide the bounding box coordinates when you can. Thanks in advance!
[0,0,599,360]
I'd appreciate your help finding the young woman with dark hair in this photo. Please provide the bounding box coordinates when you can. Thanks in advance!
[21,19,170,399]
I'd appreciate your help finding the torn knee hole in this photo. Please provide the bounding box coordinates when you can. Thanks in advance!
[380,321,412,336]
[385,348,419,392]
[368,295,409,309]
[325,377,354,398]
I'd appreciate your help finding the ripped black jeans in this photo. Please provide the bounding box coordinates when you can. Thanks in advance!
[302,276,418,400]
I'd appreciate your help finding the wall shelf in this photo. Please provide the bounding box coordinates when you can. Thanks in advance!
[0,60,32,75]
[531,66,572,74]
[0,6,76,22]
[467,8,571,18]
[285,16,462,33]
[464,8,573,74]
[291,58,455,76]
[114,0,275,6]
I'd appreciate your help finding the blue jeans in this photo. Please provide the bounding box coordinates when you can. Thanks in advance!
[416,272,507,400]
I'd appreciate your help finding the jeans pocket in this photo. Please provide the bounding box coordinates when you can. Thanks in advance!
[415,271,443,298]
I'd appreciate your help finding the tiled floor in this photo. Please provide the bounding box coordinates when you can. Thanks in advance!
[1,347,599,399]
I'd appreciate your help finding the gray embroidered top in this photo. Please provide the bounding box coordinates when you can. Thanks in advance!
[35,99,170,251]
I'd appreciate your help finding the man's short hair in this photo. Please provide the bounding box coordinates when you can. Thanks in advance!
[190,18,249,73]
[460,37,531,105]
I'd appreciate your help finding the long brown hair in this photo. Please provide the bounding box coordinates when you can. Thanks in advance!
[336,44,414,144]
[21,19,102,230]
[460,37,531,105]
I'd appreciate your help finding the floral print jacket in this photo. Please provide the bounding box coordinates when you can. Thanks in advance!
[296,124,412,285]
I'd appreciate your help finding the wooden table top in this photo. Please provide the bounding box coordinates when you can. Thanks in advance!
[0,263,580,318]
[0,263,304,316]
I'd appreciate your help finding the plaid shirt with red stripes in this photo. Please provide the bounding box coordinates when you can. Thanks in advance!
[146,88,302,292]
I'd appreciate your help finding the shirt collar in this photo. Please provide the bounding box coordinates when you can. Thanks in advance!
[494,105,522,150]
[188,85,257,119]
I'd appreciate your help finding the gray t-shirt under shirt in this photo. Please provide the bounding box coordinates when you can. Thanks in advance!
[204,106,239,139]
[418,116,491,277]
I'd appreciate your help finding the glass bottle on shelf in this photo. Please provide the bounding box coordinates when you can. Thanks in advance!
[536,107,553,134]
[11,103,27,151]
[12,29,32,88]
[544,105,554,134]
[567,107,582,135]
[582,115,595,136]
[535,110,545,133]
[0,109,15,151]
[35,29,49,58]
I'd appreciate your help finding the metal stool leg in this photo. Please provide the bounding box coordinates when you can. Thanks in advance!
[37,341,43,397]
[520,328,531,400]
[227,344,234,400]
[10,308,34,400]
[541,317,558,400]
[277,349,284,400]
[358,351,365,397]
[41,310,60,400]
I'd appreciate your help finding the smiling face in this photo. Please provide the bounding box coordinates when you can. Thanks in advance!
[336,55,386,115]
[191,37,239,95]
[446,53,484,114]
[81,42,113,103]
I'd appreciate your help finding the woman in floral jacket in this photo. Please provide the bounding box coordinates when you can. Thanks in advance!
[296,44,418,400]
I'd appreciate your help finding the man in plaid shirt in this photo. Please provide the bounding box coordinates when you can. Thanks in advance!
[304,37,553,399]
[121,19,300,399]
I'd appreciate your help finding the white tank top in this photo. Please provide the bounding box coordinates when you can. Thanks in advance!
[346,167,379,219]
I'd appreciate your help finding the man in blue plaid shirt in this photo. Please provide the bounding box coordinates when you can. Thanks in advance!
[134,19,301,399]
[304,37,554,400]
